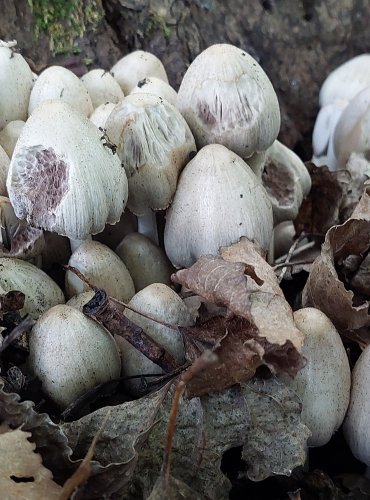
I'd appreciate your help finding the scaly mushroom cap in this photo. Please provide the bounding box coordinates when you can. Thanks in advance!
[320,54,370,107]
[177,43,280,158]
[81,69,124,108]
[7,100,128,240]
[28,65,93,117]
[164,144,273,268]
[0,42,33,129]
[111,50,168,95]
[106,93,196,215]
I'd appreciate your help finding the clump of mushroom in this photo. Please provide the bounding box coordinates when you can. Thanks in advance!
[80,68,124,109]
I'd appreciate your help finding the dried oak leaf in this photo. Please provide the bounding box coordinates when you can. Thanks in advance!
[302,189,370,345]
[173,238,304,392]
[63,377,309,498]
[0,378,74,483]
[0,426,62,499]
[294,163,350,235]
[241,377,310,481]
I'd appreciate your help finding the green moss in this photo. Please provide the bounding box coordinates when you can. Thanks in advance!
[145,11,171,41]
[27,0,104,55]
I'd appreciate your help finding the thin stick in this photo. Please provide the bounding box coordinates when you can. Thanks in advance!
[274,240,316,264]
[163,351,217,485]
[273,259,316,270]
[0,315,35,353]
[277,234,308,283]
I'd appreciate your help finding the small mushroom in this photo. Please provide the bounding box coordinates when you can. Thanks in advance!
[177,43,280,158]
[115,232,173,292]
[105,93,196,216]
[164,144,273,268]
[0,120,25,158]
[28,304,121,408]
[130,77,177,106]
[116,283,193,395]
[280,308,351,447]
[89,102,116,131]
[81,68,124,108]
[28,65,93,117]
[343,344,370,474]
[65,240,135,302]
[111,50,168,95]
[0,41,33,129]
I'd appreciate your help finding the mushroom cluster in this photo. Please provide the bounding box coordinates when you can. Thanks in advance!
[1,40,363,479]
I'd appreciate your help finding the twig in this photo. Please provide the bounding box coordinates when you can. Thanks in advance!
[83,289,181,373]
[162,351,218,486]
[277,234,308,283]
[274,240,316,264]
[273,259,315,270]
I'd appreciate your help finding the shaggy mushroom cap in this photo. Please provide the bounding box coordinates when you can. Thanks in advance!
[81,69,124,108]
[164,144,273,268]
[28,65,93,117]
[319,54,370,107]
[0,41,33,129]
[177,43,280,158]
[7,100,128,240]
[111,50,168,95]
[105,93,196,215]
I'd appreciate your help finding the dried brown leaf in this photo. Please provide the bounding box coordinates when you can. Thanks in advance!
[294,163,350,235]
[302,190,370,345]
[0,378,74,483]
[241,377,310,481]
[147,475,204,500]
[0,426,62,499]
[0,290,25,314]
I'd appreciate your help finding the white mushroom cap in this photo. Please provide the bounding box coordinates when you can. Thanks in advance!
[89,102,116,130]
[164,144,273,268]
[176,43,280,158]
[261,140,312,224]
[344,344,370,466]
[0,43,33,129]
[65,240,135,302]
[319,54,370,107]
[111,50,168,95]
[116,283,193,395]
[81,68,124,108]
[332,87,370,169]
[7,100,128,240]
[28,65,93,117]
[28,304,121,408]
[0,120,25,158]
[280,308,351,447]
[130,77,177,106]
[0,257,65,319]
[105,93,196,215]
[312,99,348,160]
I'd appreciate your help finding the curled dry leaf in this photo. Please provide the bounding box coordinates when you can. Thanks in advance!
[0,378,74,483]
[173,237,304,391]
[294,163,350,236]
[0,426,62,499]
[303,188,370,346]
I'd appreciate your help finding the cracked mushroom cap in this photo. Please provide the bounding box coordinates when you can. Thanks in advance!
[177,43,280,158]
[164,144,273,268]
[28,65,93,117]
[0,42,33,129]
[111,50,168,95]
[7,100,128,240]
[105,93,196,215]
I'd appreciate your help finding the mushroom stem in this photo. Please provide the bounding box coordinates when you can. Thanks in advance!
[69,235,92,253]
[137,211,159,245]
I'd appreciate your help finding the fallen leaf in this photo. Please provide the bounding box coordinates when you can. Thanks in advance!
[294,163,350,236]
[302,189,370,345]
[0,378,74,484]
[0,426,62,499]
[241,377,310,481]
[147,475,204,500]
